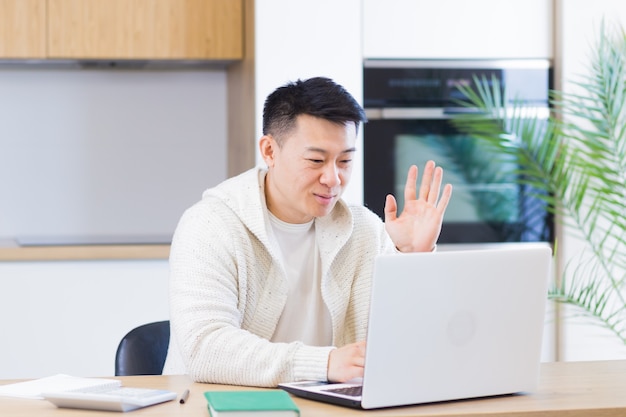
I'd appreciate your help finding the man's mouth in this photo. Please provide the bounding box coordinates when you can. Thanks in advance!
[314,193,336,204]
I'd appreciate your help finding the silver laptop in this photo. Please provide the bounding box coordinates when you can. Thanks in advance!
[279,244,552,409]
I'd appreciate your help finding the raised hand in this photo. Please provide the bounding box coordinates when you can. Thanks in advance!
[384,161,453,253]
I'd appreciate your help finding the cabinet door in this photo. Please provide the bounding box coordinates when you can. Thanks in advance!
[0,0,46,58]
[363,0,553,59]
[47,0,243,59]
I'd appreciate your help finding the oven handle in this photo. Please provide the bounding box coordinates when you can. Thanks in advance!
[365,108,476,120]
[364,107,549,120]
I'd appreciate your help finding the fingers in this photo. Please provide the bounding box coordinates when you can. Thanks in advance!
[427,166,443,205]
[404,165,418,202]
[413,161,445,205]
[327,341,366,383]
[351,340,366,367]
[437,183,454,213]
[383,194,398,223]
[418,160,435,201]
[397,161,451,208]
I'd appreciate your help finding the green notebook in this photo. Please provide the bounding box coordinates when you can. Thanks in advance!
[204,390,300,416]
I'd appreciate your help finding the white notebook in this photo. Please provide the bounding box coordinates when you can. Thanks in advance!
[0,374,176,412]
[0,374,120,400]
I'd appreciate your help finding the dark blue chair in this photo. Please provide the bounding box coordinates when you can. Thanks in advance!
[114,321,170,376]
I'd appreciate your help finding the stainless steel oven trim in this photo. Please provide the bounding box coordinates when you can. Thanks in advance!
[365,107,551,120]
[363,59,552,70]
[365,108,447,120]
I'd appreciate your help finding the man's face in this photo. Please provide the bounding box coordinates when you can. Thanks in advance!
[261,114,357,224]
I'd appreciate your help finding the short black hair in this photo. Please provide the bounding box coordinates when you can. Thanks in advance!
[262,77,367,145]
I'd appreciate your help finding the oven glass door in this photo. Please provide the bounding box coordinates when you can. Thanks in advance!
[363,118,553,244]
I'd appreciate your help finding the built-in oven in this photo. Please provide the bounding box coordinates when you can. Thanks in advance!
[363,59,553,244]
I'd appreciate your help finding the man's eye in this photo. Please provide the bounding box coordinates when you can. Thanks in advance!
[309,159,324,164]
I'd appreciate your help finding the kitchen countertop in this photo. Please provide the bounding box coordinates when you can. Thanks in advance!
[0,243,170,261]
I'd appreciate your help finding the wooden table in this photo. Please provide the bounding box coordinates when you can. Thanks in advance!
[1,360,625,416]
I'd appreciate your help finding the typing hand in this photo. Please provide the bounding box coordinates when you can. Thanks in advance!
[384,161,452,253]
[327,341,366,382]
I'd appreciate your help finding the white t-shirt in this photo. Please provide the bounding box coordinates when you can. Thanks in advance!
[268,213,333,346]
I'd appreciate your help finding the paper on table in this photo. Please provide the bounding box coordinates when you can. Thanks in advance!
[0,374,121,399]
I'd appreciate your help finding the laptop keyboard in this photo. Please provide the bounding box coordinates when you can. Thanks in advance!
[324,385,363,397]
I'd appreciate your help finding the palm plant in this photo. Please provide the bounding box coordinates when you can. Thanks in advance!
[451,21,626,345]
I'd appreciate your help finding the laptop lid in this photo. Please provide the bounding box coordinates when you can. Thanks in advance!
[279,244,552,409]
[361,244,551,408]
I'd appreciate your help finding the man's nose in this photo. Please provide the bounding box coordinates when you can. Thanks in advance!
[321,163,341,187]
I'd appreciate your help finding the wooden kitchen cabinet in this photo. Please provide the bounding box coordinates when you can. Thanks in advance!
[0,0,46,58]
[47,0,243,60]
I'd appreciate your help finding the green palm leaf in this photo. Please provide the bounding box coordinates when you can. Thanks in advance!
[451,21,626,344]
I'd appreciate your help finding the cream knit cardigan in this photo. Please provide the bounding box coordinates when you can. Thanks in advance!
[165,167,396,387]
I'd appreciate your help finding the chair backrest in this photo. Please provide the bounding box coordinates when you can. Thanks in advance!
[115,320,170,376]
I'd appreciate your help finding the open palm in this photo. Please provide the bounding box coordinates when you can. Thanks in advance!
[384,161,453,253]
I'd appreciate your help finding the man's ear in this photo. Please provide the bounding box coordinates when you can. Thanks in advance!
[259,135,276,167]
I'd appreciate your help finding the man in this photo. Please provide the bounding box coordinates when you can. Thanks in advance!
[163,77,452,387]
